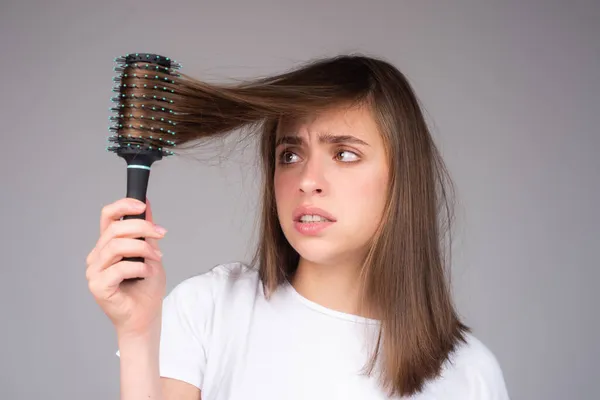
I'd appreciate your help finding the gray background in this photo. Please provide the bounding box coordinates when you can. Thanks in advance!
[1,0,598,399]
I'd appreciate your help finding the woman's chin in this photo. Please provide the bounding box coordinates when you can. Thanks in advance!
[290,242,345,267]
[283,225,351,266]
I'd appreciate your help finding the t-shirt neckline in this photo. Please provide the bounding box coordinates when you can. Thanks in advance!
[283,281,380,325]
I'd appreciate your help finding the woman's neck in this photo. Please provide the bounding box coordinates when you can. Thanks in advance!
[291,256,368,317]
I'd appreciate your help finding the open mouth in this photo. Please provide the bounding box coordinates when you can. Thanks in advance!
[292,206,336,235]
[293,206,336,223]
[296,214,334,223]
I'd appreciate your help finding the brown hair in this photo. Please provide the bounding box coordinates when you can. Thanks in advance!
[138,53,470,397]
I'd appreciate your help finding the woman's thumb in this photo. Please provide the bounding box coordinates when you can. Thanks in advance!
[145,197,154,223]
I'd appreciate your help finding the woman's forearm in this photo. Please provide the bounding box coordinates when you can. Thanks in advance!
[117,325,163,400]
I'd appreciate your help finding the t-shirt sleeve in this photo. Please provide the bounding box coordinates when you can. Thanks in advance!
[157,273,215,389]
[116,271,217,390]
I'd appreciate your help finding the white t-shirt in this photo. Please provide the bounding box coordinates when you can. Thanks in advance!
[117,262,510,399]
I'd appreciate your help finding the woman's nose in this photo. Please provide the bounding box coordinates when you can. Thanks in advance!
[298,156,326,195]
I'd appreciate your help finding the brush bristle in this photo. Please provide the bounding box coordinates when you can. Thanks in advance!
[107,53,183,157]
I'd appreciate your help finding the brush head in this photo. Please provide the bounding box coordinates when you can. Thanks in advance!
[107,53,183,165]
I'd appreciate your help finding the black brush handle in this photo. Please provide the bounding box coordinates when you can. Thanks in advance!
[122,165,151,282]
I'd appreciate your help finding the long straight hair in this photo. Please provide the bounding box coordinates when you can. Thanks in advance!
[166,53,470,397]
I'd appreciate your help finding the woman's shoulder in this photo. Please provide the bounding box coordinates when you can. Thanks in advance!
[179,261,258,286]
[451,332,507,381]
[180,261,258,284]
[164,261,261,306]
[459,333,503,364]
[418,332,510,399]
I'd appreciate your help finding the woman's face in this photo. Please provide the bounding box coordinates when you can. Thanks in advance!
[274,104,390,268]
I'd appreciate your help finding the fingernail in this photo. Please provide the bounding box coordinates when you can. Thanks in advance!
[155,250,163,258]
[133,201,145,210]
[155,225,167,235]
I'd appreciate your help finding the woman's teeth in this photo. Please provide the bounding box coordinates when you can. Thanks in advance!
[299,215,331,223]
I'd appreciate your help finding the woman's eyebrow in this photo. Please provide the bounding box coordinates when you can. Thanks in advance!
[275,132,370,147]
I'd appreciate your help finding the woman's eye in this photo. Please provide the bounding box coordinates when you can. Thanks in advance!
[280,151,300,164]
[336,150,359,162]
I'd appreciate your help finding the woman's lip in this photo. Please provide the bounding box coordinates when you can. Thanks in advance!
[292,206,337,222]
[293,220,335,236]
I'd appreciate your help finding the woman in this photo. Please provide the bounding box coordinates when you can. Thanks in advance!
[86,54,510,399]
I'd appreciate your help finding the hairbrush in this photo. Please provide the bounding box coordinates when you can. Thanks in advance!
[107,52,183,282]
